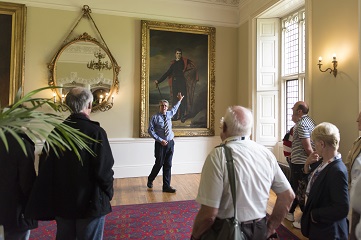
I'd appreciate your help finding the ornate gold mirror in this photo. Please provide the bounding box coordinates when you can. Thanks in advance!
[48,5,120,112]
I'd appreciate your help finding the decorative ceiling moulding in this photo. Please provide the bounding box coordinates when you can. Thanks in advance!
[183,0,240,7]
[10,0,240,27]
[238,0,305,25]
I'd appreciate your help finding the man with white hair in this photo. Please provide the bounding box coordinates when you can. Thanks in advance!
[29,87,114,240]
[191,106,295,239]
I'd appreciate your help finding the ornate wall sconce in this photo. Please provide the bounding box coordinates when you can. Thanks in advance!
[97,95,114,112]
[52,90,114,112]
[94,91,114,112]
[52,91,69,112]
[317,54,338,77]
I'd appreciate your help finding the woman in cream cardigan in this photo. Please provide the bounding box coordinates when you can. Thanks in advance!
[345,111,361,240]
[351,175,361,240]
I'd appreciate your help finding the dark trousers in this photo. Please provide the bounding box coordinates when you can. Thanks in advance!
[242,217,267,240]
[208,217,267,240]
[55,216,105,240]
[148,140,174,188]
[4,229,30,240]
[289,163,306,213]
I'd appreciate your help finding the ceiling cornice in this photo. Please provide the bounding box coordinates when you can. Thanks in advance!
[8,0,241,27]
[182,0,240,7]
[6,0,304,27]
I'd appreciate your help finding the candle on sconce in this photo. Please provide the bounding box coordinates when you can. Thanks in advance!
[111,95,114,104]
[53,92,56,103]
[317,53,338,77]
[99,95,103,103]
[61,94,65,104]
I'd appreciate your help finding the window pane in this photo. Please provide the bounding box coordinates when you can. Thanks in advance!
[286,79,298,130]
[282,9,305,133]
[284,15,299,75]
[301,11,305,73]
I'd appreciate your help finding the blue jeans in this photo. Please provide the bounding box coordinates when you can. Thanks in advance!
[55,216,105,240]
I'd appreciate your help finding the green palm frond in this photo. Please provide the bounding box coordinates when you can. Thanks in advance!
[0,86,97,162]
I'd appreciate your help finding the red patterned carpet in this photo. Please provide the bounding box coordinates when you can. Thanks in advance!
[29,200,299,239]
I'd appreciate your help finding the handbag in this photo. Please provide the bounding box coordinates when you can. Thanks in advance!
[297,160,322,211]
[296,174,309,211]
[200,145,247,240]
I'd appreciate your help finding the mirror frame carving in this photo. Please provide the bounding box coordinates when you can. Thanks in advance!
[48,5,120,113]
[48,32,120,112]
[0,2,26,106]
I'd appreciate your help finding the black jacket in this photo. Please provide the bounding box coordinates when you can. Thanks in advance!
[0,133,37,231]
[26,113,114,219]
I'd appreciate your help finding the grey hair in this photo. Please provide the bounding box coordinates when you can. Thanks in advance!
[159,99,169,106]
[311,122,340,149]
[65,87,93,113]
[223,106,253,136]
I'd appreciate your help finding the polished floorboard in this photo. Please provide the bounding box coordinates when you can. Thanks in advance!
[111,173,307,240]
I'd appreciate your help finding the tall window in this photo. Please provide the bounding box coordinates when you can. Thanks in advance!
[285,80,299,130]
[282,9,305,131]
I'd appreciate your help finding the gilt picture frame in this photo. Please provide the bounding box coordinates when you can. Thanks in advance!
[140,20,215,137]
[0,2,26,107]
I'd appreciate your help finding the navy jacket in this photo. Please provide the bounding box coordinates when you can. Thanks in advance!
[301,158,349,240]
[26,113,114,219]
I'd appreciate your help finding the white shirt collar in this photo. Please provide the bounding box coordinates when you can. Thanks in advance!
[222,136,249,144]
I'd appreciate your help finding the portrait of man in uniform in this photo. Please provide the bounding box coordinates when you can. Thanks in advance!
[140,20,215,137]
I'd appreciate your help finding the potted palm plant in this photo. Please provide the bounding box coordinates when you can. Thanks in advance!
[0,86,96,161]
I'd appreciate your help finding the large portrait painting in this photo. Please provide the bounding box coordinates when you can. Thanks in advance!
[0,2,26,107]
[140,20,215,137]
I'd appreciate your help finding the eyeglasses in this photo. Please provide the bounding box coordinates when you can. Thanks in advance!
[159,104,168,107]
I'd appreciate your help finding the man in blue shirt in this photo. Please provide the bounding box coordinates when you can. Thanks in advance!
[147,92,184,193]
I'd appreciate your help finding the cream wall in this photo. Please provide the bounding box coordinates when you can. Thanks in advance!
[310,0,359,157]
[19,0,361,177]
[236,0,360,160]
[238,21,251,107]
[24,6,238,178]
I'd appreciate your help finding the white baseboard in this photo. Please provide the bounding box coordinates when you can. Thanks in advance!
[113,161,204,178]
[35,136,220,179]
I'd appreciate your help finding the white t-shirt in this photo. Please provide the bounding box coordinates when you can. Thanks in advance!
[196,136,291,222]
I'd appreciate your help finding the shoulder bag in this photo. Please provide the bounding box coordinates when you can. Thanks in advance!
[200,145,247,240]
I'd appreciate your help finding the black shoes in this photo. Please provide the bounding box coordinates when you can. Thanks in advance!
[162,186,176,193]
[148,181,176,193]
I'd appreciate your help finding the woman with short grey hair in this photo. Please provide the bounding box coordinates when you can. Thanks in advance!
[301,122,349,240]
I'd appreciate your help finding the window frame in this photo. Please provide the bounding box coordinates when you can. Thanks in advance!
[281,8,306,133]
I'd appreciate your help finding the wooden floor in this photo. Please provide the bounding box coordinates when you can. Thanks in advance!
[111,173,307,239]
